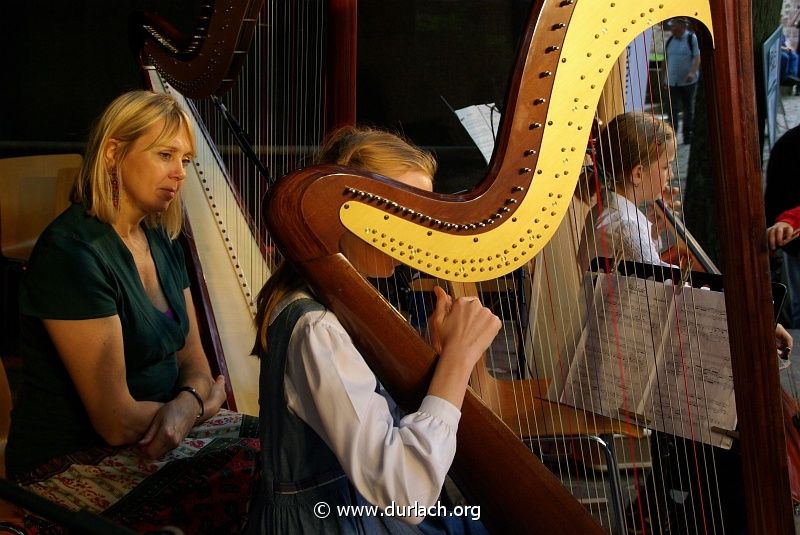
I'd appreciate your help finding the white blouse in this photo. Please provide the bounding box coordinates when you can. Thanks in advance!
[273,290,460,523]
[579,190,671,269]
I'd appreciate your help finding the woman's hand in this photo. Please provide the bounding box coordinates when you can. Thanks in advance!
[768,221,797,251]
[138,375,227,458]
[201,374,228,421]
[426,286,501,409]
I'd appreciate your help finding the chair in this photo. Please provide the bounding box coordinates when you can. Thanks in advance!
[0,154,81,261]
[0,155,81,357]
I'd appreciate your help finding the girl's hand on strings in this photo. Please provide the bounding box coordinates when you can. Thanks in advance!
[426,286,501,409]
[428,286,501,368]
[428,286,453,355]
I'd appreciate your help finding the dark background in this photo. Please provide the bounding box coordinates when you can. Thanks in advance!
[1,0,531,191]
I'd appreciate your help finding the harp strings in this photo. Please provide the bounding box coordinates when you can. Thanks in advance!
[186,0,330,299]
[375,19,732,534]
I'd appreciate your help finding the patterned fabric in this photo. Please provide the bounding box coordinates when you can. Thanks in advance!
[12,409,259,534]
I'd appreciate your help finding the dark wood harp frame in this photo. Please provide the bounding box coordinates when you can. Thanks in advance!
[266,1,794,534]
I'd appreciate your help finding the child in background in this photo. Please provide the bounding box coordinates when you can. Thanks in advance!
[578,111,677,270]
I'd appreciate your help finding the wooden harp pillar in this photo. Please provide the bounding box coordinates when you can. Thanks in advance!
[701,3,794,533]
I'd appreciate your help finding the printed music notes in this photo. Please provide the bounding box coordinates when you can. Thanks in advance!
[559,272,736,449]
[454,103,501,164]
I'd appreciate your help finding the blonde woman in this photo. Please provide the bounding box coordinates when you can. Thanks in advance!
[5,91,254,532]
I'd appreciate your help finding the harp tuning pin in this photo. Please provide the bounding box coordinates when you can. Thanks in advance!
[524,149,537,156]
[560,0,575,5]
[501,207,511,213]
[389,201,398,209]
[533,98,546,105]
[345,187,355,194]
[529,123,542,130]
[519,167,532,174]
[540,71,554,78]
[506,198,518,204]
[551,23,566,30]
[545,46,561,53]
[512,186,525,192]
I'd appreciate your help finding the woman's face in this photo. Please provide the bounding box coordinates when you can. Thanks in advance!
[108,119,193,218]
[342,169,433,278]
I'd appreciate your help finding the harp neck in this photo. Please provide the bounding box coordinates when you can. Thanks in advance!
[138,0,265,98]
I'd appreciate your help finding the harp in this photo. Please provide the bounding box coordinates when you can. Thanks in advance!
[266,1,794,534]
[137,0,356,415]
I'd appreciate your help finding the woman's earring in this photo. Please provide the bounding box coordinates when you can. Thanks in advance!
[110,170,119,209]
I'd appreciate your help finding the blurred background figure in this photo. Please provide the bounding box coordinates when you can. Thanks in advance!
[664,17,701,144]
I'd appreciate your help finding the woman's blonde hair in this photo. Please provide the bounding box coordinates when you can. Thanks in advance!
[72,90,196,239]
[598,111,674,186]
[252,125,436,356]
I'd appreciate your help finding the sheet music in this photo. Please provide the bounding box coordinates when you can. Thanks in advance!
[454,103,501,164]
[560,272,735,449]
[648,286,736,448]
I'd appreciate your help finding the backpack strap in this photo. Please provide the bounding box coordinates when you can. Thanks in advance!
[666,33,696,55]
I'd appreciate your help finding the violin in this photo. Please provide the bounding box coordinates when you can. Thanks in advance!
[655,198,720,274]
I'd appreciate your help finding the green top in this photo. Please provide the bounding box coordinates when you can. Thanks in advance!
[6,202,190,475]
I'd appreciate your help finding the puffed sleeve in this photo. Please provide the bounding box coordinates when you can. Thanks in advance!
[20,231,117,320]
[284,310,460,523]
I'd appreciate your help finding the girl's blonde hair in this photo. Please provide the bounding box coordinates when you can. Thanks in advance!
[315,125,437,178]
[598,111,674,185]
[72,90,196,239]
[252,125,436,356]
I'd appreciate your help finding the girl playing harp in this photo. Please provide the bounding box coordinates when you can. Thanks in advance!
[247,126,499,534]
